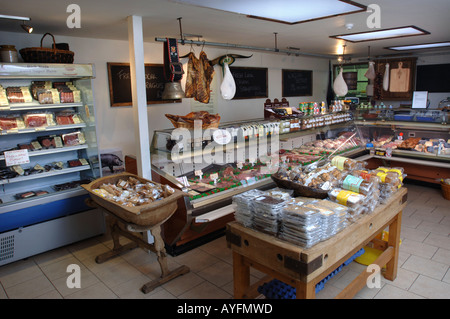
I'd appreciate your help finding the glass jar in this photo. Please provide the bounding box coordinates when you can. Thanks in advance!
[0,45,18,63]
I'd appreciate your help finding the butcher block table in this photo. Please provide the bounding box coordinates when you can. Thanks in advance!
[226,187,407,299]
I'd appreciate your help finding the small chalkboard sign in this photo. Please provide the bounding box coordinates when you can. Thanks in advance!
[229,67,268,99]
[282,69,313,97]
[107,62,180,106]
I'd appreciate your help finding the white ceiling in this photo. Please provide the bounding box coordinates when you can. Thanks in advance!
[1,0,450,59]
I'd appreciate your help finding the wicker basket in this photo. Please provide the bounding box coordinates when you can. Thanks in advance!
[82,173,186,226]
[165,114,220,129]
[20,33,74,64]
[271,173,329,199]
[441,181,450,200]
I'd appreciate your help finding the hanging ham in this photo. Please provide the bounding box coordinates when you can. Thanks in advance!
[364,61,376,80]
[185,51,215,103]
[220,62,236,100]
[333,67,348,97]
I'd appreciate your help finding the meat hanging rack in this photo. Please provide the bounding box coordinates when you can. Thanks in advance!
[155,37,337,59]
[155,17,336,59]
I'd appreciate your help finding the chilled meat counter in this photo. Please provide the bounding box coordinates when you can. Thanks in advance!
[143,114,363,254]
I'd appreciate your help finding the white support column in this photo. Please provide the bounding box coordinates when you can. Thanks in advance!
[127,15,152,180]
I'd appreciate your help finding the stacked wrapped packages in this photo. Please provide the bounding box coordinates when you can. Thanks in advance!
[233,189,349,248]
[233,155,406,249]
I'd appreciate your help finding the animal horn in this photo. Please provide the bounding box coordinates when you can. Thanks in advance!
[209,54,253,66]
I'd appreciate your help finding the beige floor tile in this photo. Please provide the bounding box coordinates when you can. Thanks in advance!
[418,221,450,236]
[5,274,55,299]
[162,271,205,297]
[110,273,162,299]
[389,267,419,290]
[197,261,233,287]
[402,255,449,281]
[51,267,100,297]
[0,259,42,288]
[374,283,424,299]
[400,238,438,259]
[172,248,221,273]
[400,226,429,242]
[409,275,450,299]
[424,233,450,250]
[432,248,450,266]
[178,281,231,299]
[39,255,84,281]
[64,282,117,299]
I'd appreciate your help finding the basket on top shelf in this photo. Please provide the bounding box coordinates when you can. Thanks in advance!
[165,111,220,129]
[20,33,74,64]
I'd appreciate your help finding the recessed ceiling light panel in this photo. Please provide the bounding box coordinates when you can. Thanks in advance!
[173,0,366,24]
[330,26,429,42]
[386,41,450,51]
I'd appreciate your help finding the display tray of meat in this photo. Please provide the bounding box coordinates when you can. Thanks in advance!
[0,114,25,131]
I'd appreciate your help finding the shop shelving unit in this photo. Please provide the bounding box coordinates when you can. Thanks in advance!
[0,63,105,266]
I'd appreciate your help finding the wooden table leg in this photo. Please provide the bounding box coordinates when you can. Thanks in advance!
[233,251,250,299]
[385,211,402,281]
[295,280,316,299]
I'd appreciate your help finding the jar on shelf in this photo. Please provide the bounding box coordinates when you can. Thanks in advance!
[0,45,18,63]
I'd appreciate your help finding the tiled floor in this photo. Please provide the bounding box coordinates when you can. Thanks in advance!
[0,182,449,299]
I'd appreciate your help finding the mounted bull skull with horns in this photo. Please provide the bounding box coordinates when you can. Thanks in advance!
[209,54,252,100]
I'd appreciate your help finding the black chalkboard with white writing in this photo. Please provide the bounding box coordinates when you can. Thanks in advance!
[282,69,313,97]
[229,67,268,99]
[107,62,180,106]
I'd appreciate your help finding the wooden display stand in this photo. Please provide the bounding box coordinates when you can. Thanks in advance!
[88,199,190,294]
[226,187,407,299]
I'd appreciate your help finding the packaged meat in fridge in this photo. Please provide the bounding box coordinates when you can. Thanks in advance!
[56,110,83,125]
[35,88,60,104]
[62,131,86,146]
[0,86,8,106]
[23,112,56,128]
[6,86,32,103]
[0,114,25,131]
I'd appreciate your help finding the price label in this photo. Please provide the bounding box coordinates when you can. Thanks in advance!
[210,173,219,180]
[4,149,30,167]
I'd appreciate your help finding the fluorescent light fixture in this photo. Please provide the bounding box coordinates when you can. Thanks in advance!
[173,0,366,24]
[330,26,429,43]
[0,14,30,21]
[386,41,450,51]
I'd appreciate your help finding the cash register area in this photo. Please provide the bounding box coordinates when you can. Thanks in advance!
[0,180,449,299]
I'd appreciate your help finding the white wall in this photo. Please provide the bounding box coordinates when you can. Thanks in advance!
[0,31,330,156]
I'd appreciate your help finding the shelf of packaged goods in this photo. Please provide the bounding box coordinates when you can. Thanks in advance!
[0,184,86,208]
[0,144,89,161]
[0,123,87,135]
[0,165,91,185]
[0,102,83,111]
[354,120,450,132]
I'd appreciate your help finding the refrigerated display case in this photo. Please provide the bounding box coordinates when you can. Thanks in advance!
[355,112,450,184]
[0,63,104,265]
[137,112,364,254]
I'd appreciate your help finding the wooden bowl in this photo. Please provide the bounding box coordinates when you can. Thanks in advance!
[271,173,329,199]
[82,172,186,226]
